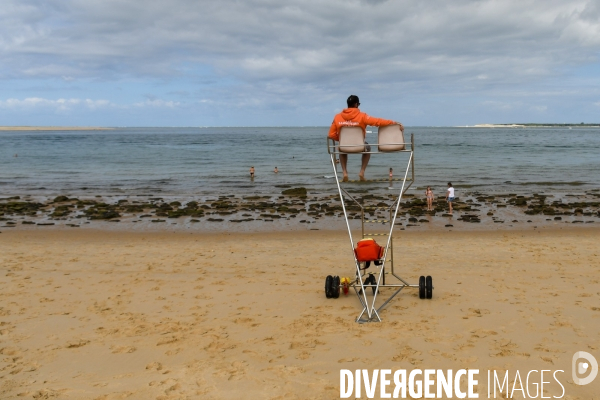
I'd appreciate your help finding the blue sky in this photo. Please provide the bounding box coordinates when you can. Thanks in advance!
[1,0,599,126]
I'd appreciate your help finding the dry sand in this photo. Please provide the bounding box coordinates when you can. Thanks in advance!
[0,228,599,399]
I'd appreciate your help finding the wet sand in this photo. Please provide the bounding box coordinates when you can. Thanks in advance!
[1,228,599,399]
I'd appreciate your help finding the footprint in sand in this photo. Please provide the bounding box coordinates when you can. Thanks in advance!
[391,345,421,364]
[470,329,497,339]
[234,317,253,324]
[462,308,490,319]
[146,362,163,371]
[213,360,249,381]
[28,389,67,398]
[490,338,530,358]
[65,339,90,348]
[289,339,322,350]
[39,297,54,303]
[266,364,305,378]
[110,345,136,354]
[156,336,179,346]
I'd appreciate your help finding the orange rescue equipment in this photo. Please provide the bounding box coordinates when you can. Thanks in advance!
[354,238,384,262]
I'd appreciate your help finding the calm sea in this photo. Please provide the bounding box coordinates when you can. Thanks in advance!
[1,127,599,199]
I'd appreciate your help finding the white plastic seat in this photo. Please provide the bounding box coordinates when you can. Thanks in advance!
[338,126,365,153]
[378,124,405,152]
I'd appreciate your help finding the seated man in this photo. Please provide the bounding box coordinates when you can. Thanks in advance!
[328,95,403,181]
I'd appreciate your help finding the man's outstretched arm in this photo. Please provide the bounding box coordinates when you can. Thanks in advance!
[363,114,404,132]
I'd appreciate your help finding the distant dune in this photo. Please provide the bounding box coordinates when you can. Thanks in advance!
[0,126,112,131]
[472,124,526,128]
[471,123,599,128]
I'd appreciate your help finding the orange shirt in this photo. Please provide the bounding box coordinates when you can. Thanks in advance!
[328,107,396,141]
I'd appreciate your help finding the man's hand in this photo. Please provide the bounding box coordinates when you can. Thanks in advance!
[396,122,404,132]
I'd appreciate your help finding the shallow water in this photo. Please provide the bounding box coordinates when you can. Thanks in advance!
[1,126,599,198]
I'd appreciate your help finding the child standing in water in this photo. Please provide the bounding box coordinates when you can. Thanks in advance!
[445,182,455,215]
[249,166,255,179]
[425,186,434,211]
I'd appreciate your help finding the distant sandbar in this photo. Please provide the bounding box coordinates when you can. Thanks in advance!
[470,123,600,128]
[0,126,112,131]
[472,124,525,128]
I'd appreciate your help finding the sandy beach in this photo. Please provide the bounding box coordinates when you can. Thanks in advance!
[3,0,600,398]
[1,228,599,399]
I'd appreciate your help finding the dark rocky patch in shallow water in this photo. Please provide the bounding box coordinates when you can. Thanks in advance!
[2,189,600,230]
[282,187,307,197]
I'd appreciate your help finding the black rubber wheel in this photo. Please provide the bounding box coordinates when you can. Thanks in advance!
[426,275,433,299]
[332,276,340,298]
[418,276,426,299]
[325,275,333,298]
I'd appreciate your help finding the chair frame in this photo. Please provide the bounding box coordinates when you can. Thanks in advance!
[326,126,421,323]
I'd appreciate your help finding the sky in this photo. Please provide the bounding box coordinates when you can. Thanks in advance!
[1,0,600,127]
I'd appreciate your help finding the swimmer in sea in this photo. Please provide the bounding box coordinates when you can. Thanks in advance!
[274,167,278,173]
[250,166,255,179]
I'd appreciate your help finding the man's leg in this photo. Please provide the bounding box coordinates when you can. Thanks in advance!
[358,154,370,181]
[340,154,349,182]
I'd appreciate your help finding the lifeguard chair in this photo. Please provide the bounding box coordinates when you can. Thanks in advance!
[326,125,433,323]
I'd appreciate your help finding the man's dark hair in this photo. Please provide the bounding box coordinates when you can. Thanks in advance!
[347,95,360,108]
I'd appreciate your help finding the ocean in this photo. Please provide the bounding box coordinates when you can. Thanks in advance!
[1,126,599,200]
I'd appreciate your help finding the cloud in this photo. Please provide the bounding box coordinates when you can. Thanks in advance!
[530,105,548,112]
[133,99,180,108]
[2,0,599,87]
[84,99,111,109]
[482,100,515,110]
[0,97,113,111]
[0,97,82,111]
[1,0,600,124]
[0,97,183,112]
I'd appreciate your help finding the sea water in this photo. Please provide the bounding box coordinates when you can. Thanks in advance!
[1,127,599,199]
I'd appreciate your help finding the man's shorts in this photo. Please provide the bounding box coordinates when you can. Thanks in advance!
[447,197,455,202]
